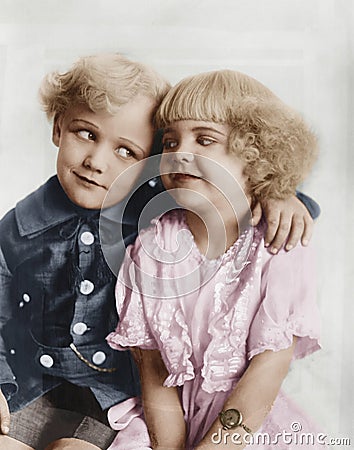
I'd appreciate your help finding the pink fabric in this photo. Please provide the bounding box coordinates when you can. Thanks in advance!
[107,397,151,449]
[107,210,322,449]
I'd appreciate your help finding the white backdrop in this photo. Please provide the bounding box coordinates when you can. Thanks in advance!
[0,0,353,445]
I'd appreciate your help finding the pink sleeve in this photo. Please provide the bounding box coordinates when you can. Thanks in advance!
[106,239,158,351]
[247,244,321,360]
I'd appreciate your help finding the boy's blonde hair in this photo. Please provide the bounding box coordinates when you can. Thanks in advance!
[156,70,318,200]
[39,53,170,123]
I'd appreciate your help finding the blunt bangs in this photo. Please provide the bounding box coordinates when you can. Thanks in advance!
[155,70,274,128]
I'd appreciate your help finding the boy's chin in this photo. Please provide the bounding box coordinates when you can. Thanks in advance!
[68,195,103,211]
[70,195,127,211]
[76,202,102,211]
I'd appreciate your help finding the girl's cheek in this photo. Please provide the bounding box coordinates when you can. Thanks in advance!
[159,155,172,174]
[160,174,170,190]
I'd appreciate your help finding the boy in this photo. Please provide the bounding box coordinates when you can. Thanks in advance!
[0,53,169,450]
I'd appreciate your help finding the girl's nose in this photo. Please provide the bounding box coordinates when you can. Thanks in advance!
[173,151,195,163]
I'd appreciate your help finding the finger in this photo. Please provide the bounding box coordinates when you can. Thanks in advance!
[268,213,292,254]
[0,410,10,435]
[0,415,10,435]
[285,216,305,251]
[250,202,262,226]
[301,215,314,246]
[0,393,10,434]
[264,210,281,248]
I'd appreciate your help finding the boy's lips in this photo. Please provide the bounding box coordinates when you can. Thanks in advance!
[73,172,106,189]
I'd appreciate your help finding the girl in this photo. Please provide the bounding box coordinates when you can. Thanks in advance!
[107,70,322,449]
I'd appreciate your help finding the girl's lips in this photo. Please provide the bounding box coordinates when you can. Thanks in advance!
[172,173,201,182]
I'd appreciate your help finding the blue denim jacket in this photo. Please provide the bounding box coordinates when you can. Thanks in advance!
[0,176,159,412]
[0,175,320,413]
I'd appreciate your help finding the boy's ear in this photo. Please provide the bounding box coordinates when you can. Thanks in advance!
[52,114,62,147]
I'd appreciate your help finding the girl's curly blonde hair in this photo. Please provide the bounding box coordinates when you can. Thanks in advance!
[155,70,318,200]
[39,53,170,123]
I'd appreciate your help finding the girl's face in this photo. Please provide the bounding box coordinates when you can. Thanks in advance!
[160,120,250,215]
[53,96,156,210]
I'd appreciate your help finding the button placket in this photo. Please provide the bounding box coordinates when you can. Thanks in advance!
[71,224,96,343]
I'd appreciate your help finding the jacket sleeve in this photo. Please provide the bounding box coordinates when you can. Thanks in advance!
[296,191,321,219]
[0,245,18,400]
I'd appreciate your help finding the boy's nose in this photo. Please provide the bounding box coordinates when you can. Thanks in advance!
[83,147,109,173]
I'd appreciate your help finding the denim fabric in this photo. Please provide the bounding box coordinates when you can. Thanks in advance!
[296,190,321,219]
[0,176,159,412]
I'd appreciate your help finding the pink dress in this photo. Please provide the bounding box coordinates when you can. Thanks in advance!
[107,210,322,449]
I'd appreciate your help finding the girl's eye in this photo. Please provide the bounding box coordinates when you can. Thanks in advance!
[162,140,178,150]
[116,147,134,159]
[78,130,96,141]
[197,137,215,146]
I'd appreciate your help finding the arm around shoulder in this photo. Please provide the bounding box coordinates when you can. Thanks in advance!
[253,192,319,253]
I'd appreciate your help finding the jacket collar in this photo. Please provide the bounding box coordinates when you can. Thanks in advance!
[15,176,136,238]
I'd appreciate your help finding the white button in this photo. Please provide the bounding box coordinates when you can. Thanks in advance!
[23,293,31,303]
[148,178,158,188]
[92,351,106,365]
[73,322,88,335]
[80,231,95,246]
[80,280,94,295]
[39,354,54,368]
[19,301,24,308]
[10,349,15,355]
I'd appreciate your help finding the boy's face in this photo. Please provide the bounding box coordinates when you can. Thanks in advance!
[53,96,156,209]
[160,120,250,215]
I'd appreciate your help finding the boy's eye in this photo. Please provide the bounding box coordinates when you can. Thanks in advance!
[116,147,134,159]
[162,139,178,150]
[78,130,96,141]
[197,137,215,146]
